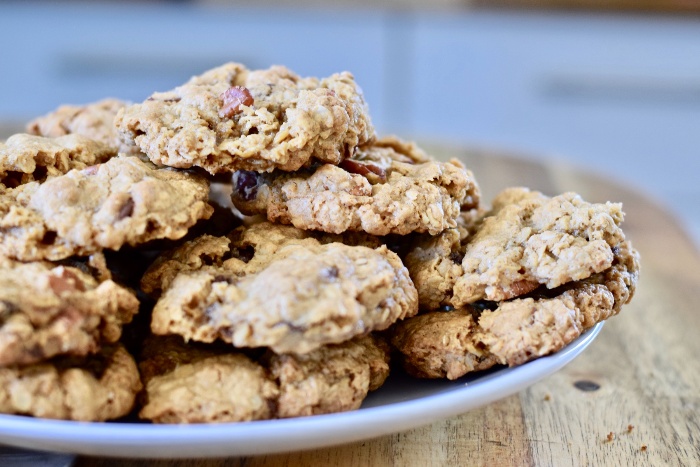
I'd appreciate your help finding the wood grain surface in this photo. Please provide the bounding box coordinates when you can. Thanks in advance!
[0,126,696,466]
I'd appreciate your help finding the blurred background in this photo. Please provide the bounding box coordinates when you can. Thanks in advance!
[1,1,699,244]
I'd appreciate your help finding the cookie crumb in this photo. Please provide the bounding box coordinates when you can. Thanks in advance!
[543,394,551,401]
[606,432,615,442]
[627,424,634,433]
[641,444,647,452]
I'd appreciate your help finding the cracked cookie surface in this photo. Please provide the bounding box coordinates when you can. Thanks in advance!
[231,136,480,236]
[26,98,137,155]
[405,187,627,309]
[144,222,418,354]
[0,344,142,421]
[116,63,374,174]
[1,133,116,190]
[392,239,639,379]
[0,155,213,261]
[0,257,139,366]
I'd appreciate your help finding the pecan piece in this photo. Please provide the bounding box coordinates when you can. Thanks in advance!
[339,159,387,183]
[220,86,254,118]
[504,279,540,299]
[117,197,135,220]
[48,268,86,295]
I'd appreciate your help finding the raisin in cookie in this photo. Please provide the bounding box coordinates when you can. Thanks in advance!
[116,62,374,174]
[26,98,137,155]
[138,334,389,423]
[406,187,627,309]
[392,240,639,379]
[143,222,418,354]
[0,344,141,421]
[1,133,115,190]
[0,257,139,366]
[0,155,213,261]
[231,136,480,236]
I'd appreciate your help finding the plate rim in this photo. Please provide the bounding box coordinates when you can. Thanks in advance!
[0,322,603,458]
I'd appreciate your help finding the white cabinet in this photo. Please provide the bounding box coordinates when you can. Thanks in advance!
[407,13,700,186]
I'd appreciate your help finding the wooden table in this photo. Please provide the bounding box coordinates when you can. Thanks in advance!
[0,127,698,465]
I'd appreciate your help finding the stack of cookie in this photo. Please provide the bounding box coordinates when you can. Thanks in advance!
[0,62,639,424]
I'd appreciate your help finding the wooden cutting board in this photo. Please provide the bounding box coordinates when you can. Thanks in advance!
[0,132,696,466]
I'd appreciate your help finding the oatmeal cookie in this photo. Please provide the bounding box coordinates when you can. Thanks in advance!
[0,344,141,421]
[137,334,389,423]
[115,62,374,174]
[403,213,476,310]
[144,222,418,354]
[0,155,213,261]
[0,133,115,190]
[138,335,278,424]
[26,98,137,154]
[268,334,390,418]
[231,136,480,236]
[392,240,639,379]
[0,257,139,366]
[140,222,381,297]
[390,308,499,379]
[405,187,627,309]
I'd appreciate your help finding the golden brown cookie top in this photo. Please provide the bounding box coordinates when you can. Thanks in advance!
[0,344,141,421]
[141,221,382,297]
[0,155,213,261]
[0,257,139,366]
[144,221,418,354]
[0,133,116,190]
[392,239,639,379]
[116,63,375,174]
[405,187,627,309]
[453,187,625,305]
[230,136,480,236]
[26,98,137,155]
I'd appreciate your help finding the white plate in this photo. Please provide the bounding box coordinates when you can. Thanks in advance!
[0,323,603,459]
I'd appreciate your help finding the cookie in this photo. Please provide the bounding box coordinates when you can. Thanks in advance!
[389,308,499,379]
[268,334,390,418]
[391,240,639,379]
[140,220,381,299]
[138,335,278,424]
[405,187,627,309]
[0,155,213,261]
[0,257,139,366]
[0,133,116,190]
[143,222,418,354]
[115,63,375,174]
[26,98,137,155]
[231,136,480,236]
[393,212,475,310]
[137,334,390,423]
[0,344,141,421]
